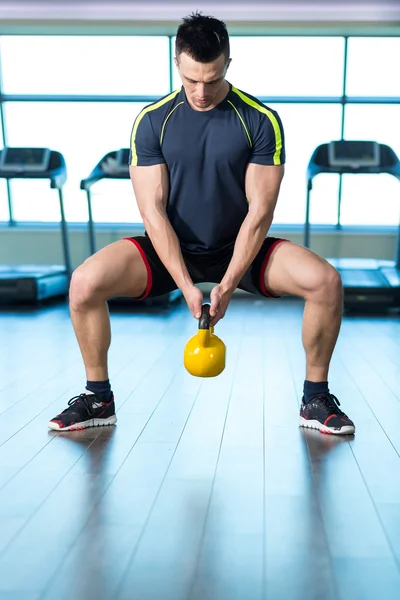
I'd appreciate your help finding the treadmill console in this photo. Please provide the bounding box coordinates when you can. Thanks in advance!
[328,140,380,168]
[101,148,130,175]
[0,147,51,173]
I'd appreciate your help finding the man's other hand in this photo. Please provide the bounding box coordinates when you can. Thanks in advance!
[209,284,233,326]
[183,285,204,319]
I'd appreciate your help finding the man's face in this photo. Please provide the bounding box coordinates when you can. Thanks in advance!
[174,52,231,110]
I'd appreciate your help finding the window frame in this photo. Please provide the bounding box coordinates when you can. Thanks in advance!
[0,33,399,229]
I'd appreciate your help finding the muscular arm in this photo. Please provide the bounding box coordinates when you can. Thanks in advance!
[130,164,202,316]
[219,163,284,293]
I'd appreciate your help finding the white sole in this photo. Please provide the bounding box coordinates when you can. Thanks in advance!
[48,415,117,432]
[299,416,355,436]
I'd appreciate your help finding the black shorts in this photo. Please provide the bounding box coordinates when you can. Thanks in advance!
[123,235,288,299]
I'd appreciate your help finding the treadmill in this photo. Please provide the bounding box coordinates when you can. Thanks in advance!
[0,147,71,304]
[304,140,400,310]
[80,149,181,305]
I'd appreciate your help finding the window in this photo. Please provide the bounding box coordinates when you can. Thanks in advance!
[346,38,400,97]
[1,34,399,226]
[340,174,399,226]
[4,102,147,222]
[0,181,9,222]
[271,104,342,225]
[1,36,170,96]
[172,37,345,97]
[341,104,400,225]
[228,37,345,97]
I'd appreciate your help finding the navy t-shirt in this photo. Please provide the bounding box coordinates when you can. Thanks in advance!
[129,83,285,254]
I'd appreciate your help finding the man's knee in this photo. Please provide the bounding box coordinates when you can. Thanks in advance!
[309,262,343,304]
[69,264,104,310]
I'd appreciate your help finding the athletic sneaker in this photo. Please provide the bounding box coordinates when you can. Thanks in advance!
[48,391,117,432]
[299,393,355,435]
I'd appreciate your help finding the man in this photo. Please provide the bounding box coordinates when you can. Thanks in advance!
[48,13,355,435]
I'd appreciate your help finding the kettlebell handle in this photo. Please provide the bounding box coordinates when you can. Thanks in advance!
[199,303,211,330]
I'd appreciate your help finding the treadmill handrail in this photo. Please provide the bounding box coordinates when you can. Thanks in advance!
[49,152,67,189]
[80,149,130,190]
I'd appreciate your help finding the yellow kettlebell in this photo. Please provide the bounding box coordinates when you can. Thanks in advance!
[184,303,226,377]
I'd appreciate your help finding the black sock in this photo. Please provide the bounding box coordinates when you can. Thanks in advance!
[303,380,329,404]
[86,379,112,401]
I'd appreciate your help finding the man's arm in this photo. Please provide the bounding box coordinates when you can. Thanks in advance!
[210,163,284,322]
[129,164,203,317]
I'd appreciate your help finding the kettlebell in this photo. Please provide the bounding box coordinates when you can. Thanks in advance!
[184,303,226,377]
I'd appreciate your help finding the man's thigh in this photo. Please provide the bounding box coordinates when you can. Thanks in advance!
[261,241,339,299]
[74,237,148,300]
[237,237,289,297]
[124,236,178,299]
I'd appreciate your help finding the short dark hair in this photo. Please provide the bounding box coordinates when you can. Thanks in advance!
[175,12,230,63]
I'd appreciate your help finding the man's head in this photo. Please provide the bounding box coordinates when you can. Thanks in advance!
[174,12,231,110]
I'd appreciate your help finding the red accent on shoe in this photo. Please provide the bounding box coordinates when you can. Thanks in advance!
[324,414,338,426]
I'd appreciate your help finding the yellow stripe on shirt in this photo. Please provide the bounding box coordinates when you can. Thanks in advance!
[130,89,180,166]
[231,86,283,165]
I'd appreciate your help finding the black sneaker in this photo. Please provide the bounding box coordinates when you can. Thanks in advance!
[48,391,117,432]
[299,393,355,435]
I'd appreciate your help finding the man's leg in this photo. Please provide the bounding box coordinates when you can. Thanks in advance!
[263,241,355,435]
[48,239,148,431]
[69,239,147,382]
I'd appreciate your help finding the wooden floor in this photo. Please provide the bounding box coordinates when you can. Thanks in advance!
[1,295,400,600]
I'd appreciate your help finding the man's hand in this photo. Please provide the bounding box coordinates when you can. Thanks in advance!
[183,285,204,319]
[209,284,234,326]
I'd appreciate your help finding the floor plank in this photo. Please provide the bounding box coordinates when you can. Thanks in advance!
[188,308,265,600]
